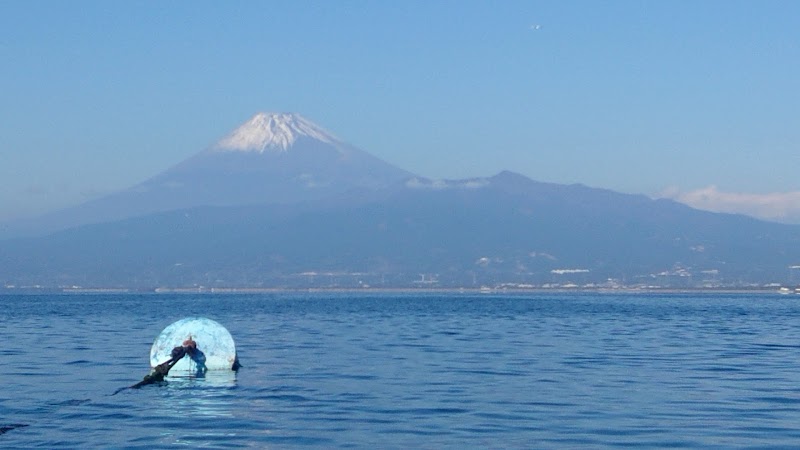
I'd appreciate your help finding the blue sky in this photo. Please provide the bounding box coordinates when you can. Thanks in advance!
[1,1,799,222]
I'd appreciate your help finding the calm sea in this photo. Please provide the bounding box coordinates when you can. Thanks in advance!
[2,292,800,448]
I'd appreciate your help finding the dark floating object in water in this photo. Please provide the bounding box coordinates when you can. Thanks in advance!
[131,344,189,389]
[0,423,28,435]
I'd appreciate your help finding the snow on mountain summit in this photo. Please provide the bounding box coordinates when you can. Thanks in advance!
[213,112,340,153]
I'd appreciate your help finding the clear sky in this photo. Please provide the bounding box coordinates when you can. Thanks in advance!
[1,1,799,222]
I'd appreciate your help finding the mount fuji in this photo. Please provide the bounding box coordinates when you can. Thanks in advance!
[142,112,412,207]
[5,113,413,237]
[3,111,800,289]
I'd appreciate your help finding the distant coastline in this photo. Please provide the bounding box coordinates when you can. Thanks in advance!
[1,285,797,296]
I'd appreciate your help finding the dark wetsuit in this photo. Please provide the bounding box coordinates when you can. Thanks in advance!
[113,337,239,395]
[112,345,187,394]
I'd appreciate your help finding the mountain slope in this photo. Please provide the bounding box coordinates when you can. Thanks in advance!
[2,112,413,238]
[2,171,799,288]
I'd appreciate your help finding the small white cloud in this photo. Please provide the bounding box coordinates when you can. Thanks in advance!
[530,24,541,30]
[406,177,489,190]
[660,186,800,224]
[529,251,556,260]
[461,179,490,189]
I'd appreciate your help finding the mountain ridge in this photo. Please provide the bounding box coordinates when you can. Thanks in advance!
[2,112,799,288]
[2,169,799,289]
[0,112,413,238]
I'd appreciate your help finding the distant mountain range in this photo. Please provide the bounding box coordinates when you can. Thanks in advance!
[1,113,412,238]
[2,112,799,290]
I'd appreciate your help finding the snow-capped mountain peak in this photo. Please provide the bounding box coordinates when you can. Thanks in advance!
[213,112,340,153]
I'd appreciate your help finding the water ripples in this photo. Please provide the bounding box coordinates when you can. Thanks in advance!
[2,292,800,447]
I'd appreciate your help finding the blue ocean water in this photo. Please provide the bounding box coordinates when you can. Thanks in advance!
[2,292,800,448]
